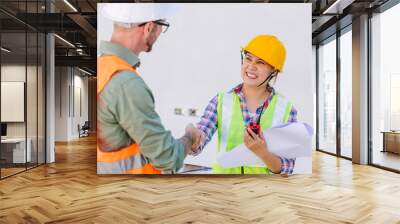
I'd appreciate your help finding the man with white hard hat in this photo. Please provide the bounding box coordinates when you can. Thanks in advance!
[97,3,202,174]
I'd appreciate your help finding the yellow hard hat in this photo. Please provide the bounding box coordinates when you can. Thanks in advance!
[242,35,286,72]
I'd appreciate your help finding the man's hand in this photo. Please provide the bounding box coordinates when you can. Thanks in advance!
[185,123,205,155]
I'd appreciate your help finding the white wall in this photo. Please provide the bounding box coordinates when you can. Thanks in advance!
[72,73,89,138]
[1,82,24,123]
[55,67,89,141]
[1,65,36,137]
[1,64,45,164]
[98,3,313,173]
[55,66,68,141]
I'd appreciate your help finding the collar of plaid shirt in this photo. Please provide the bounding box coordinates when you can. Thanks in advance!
[230,83,276,125]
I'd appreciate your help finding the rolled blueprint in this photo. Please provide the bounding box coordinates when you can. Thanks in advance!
[217,122,313,168]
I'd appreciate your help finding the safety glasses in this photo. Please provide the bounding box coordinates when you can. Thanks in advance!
[138,20,170,33]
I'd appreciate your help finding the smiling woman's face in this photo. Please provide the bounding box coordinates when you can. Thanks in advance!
[241,52,275,88]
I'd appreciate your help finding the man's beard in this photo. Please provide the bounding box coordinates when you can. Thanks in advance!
[145,38,153,52]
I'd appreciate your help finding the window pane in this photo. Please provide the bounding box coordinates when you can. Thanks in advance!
[340,29,352,158]
[371,3,400,171]
[0,1,46,178]
[1,29,28,178]
[38,32,45,165]
[318,37,337,154]
[27,31,38,169]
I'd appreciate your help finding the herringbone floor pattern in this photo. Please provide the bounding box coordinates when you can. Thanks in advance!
[1,135,400,223]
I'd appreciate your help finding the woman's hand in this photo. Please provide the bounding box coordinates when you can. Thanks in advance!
[243,127,268,159]
[243,127,283,174]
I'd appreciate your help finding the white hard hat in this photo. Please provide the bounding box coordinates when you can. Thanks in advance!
[101,3,179,24]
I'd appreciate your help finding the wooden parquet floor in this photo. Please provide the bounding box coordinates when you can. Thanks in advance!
[0,135,400,224]
[1,167,26,178]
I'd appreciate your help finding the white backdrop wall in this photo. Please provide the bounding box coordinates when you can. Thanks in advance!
[98,3,314,173]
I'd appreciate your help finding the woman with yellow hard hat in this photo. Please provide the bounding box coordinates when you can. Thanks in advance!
[193,35,297,175]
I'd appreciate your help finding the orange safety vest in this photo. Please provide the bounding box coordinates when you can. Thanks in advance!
[97,55,160,174]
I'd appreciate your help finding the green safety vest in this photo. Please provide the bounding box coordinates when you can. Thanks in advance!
[213,91,293,174]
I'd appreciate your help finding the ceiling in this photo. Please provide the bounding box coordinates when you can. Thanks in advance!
[0,0,393,75]
[0,0,97,73]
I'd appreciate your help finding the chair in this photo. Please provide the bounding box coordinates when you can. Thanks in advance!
[79,121,90,138]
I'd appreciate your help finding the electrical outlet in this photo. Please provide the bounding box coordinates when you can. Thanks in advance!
[174,108,184,115]
[188,108,197,117]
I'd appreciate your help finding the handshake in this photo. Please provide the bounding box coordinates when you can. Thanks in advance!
[180,123,206,156]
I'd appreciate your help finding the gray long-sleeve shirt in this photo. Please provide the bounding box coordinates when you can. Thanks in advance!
[97,41,185,173]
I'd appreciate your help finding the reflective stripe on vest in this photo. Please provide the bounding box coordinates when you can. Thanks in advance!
[97,147,143,174]
[213,91,292,174]
[97,55,160,174]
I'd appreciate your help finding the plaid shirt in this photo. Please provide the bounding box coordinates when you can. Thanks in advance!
[196,84,297,175]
